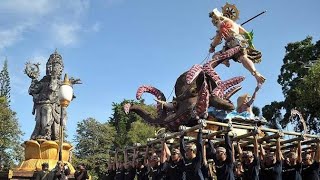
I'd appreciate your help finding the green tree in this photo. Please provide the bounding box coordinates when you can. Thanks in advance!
[108,99,157,148]
[127,120,156,145]
[262,37,320,132]
[0,59,11,104]
[295,59,320,132]
[73,118,116,179]
[0,97,24,169]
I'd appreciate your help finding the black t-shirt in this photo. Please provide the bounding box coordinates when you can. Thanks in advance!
[180,129,204,180]
[282,162,302,180]
[260,160,282,180]
[209,134,235,180]
[136,166,148,180]
[74,170,89,180]
[148,164,167,180]
[243,155,260,180]
[124,167,136,180]
[115,168,125,180]
[302,162,320,180]
[201,164,209,179]
[103,169,116,180]
[164,159,184,180]
[235,175,244,180]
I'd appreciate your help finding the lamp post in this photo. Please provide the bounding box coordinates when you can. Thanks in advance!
[58,74,73,161]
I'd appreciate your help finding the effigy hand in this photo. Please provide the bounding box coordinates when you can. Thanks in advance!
[253,71,266,85]
[209,46,215,53]
[254,84,261,92]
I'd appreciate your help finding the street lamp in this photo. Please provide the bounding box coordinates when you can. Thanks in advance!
[58,74,73,161]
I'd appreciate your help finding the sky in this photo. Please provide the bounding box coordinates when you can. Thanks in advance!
[1,0,319,142]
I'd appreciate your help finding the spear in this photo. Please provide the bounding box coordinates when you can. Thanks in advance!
[241,10,267,26]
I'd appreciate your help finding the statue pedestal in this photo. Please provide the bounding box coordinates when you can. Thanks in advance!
[11,140,75,179]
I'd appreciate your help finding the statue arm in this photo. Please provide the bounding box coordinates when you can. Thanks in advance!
[28,79,41,95]
[209,33,222,52]
[246,85,260,107]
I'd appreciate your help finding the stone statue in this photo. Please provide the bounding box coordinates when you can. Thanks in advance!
[25,51,81,141]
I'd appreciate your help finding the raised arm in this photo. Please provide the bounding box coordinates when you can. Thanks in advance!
[253,133,259,158]
[163,142,171,160]
[225,133,233,163]
[160,140,167,163]
[124,149,128,169]
[232,142,236,163]
[203,142,208,166]
[180,133,187,160]
[209,33,222,53]
[247,85,260,107]
[237,142,243,162]
[297,140,302,163]
[276,137,283,161]
[132,149,137,168]
[259,144,265,162]
[208,139,217,163]
[144,146,149,166]
[315,141,320,163]
[195,128,203,165]
[115,150,119,169]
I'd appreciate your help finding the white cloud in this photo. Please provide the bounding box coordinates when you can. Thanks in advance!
[51,23,81,46]
[0,0,95,50]
[0,24,29,50]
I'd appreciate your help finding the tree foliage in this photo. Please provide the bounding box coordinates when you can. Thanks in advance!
[73,118,116,179]
[262,37,320,132]
[0,97,24,169]
[0,59,11,104]
[127,120,156,145]
[108,99,157,148]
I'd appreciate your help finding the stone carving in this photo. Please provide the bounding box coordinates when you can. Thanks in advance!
[25,51,80,140]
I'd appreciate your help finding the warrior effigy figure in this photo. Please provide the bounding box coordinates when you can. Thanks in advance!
[208,7,266,86]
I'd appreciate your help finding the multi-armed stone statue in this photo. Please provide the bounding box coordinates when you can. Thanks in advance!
[25,51,81,141]
[16,51,80,174]
[26,51,65,141]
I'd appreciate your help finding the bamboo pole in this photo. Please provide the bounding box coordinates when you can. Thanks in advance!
[206,121,320,138]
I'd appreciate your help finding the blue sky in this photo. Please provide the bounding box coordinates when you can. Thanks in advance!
[1,0,319,142]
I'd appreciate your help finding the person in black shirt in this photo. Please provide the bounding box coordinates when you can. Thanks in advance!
[124,149,136,180]
[234,161,244,180]
[208,132,234,180]
[202,143,211,180]
[74,164,89,180]
[282,140,302,180]
[103,157,116,180]
[136,146,150,180]
[302,141,320,180]
[50,161,70,180]
[238,131,260,180]
[260,136,283,180]
[35,163,50,180]
[163,144,184,180]
[114,150,125,180]
[180,127,204,180]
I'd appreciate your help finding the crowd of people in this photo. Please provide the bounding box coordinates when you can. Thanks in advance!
[35,161,88,180]
[103,128,320,180]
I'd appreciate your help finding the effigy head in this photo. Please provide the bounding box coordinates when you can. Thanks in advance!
[209,8,224,26]
[236,93,250,111]
[46,50,64,78]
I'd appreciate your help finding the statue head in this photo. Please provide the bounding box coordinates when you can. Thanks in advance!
[209,8,224,26]
[46,50,64,79]
[236,94,251,112]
